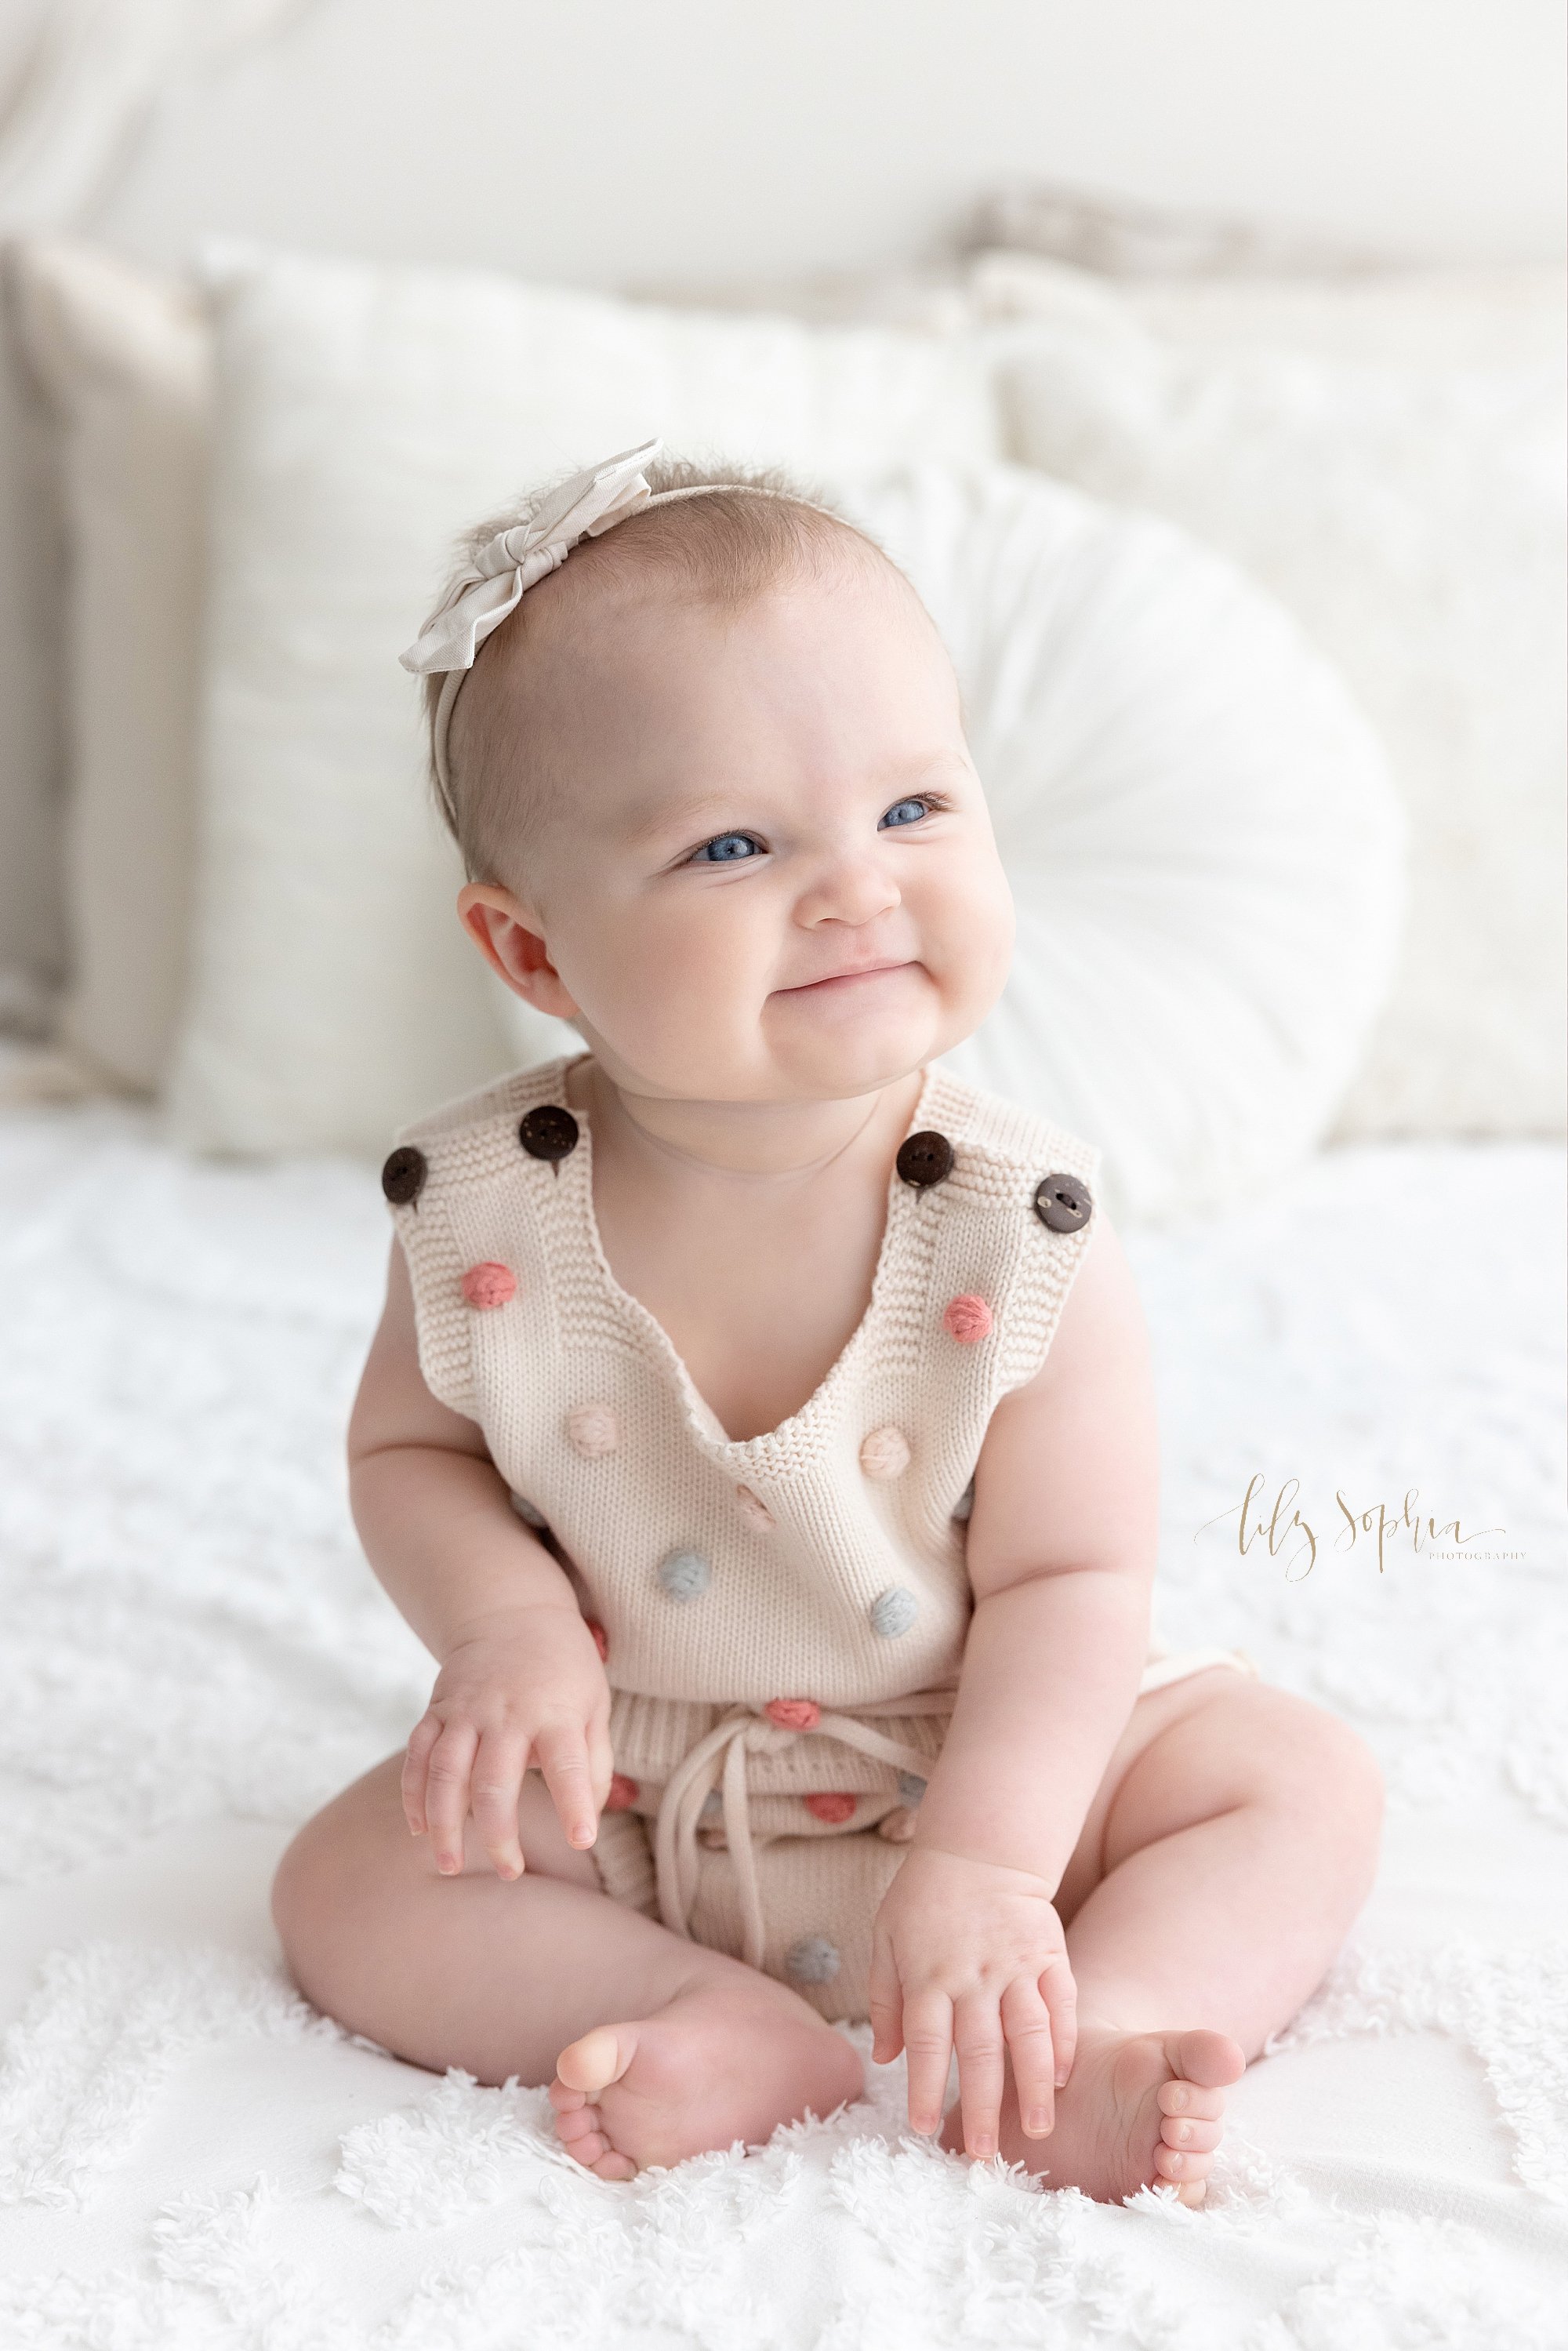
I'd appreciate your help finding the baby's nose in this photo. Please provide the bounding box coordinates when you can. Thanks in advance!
[796,849,901,928]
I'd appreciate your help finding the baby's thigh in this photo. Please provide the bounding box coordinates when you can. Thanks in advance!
[1051,1666,1262,1926]
[1053,1671,1381,1924]
[272,1753,599,1946]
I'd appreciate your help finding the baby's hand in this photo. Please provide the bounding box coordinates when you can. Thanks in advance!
[869,1846,1078,2158]
[401,1603,613,1878]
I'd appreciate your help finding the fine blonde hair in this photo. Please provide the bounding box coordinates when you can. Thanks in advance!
[420,455,896,885]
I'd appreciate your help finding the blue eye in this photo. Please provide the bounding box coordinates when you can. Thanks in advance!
[880,797,930,830]
[693,831,762,863]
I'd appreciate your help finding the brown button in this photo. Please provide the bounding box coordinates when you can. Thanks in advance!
[380,1145,426,1205]
[895,1130,954,1189]
[1034,1172,1093,1233]
[518,1104,579,1162]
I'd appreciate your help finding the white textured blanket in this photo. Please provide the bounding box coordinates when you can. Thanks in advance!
[0,1104,1563,2347]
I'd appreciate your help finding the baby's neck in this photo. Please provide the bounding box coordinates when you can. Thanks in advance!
[575,1061,925,1189]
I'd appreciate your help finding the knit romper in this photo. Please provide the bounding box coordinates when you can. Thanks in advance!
[384,1052,1257,2023]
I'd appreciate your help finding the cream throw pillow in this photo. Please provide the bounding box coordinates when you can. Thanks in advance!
[9,237,209,1092]
[973,254,1567,1138]
[165,243,1002,1155]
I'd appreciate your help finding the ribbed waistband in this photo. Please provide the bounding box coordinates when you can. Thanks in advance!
[608,1685,954,1794]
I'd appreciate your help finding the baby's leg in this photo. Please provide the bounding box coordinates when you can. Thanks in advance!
[272,1759,862,2178]
[946,1669,1384,2204]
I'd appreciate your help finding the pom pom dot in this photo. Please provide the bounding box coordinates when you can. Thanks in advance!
[804,1792,858,1825]
[735,1484,776,1532]
[657,1548,711,1602]
[859,1425,911,1482]
[461,1261,517,1310]
[764,1697,822,1731]
[898,1771,927,1806]
[585,1619,609,1662]
[942,1293,992,1344]
[870,1586,919,1639]
[567,1402,619,1458]
[604,1774,639,1811]
[786,1935,841,1985]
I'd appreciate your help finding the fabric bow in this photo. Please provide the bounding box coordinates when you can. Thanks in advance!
[399,437,663,681]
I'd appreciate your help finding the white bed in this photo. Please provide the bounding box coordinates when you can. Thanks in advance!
[0,1096,1563,2347]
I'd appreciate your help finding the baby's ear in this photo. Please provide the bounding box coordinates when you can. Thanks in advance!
[456,884,580,1020]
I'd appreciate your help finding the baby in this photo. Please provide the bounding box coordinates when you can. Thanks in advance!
[272,440,1384,2204]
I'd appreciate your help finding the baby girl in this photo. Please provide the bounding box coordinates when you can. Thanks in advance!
[272,440,1383,2203]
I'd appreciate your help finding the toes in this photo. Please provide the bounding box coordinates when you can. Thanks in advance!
[1157,2078,1227,2123]
[554,2102,604,2147]
[548,2078,588,2114]
[1160,2114,1222,2153]
[1174,2027,1246,2089]
[1176,2178,1207,2207]
[591,2149,637,2182]
[1153,2143,1214,2185]
[563,2128,612,2167]
[556,2022,638,2099]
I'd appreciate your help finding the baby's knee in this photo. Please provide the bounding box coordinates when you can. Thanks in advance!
[270,1803,346,1979]
[270,1766,404,1993]
[1260,1691,1385,1862]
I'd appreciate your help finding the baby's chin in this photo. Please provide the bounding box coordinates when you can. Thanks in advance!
[754,977,970,1096]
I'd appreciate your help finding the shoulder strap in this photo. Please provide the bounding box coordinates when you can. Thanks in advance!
[383,1054,583,1419]
[911,1066,1104,1397]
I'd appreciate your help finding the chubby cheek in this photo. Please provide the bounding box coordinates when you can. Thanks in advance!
[912,851,1015,1034]
[553,892,772,1085]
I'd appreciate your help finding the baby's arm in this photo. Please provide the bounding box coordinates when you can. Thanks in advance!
[868,1208,1160,2151]
[350,1238,613,1877]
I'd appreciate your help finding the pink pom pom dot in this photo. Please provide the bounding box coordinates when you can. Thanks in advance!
[604,1774,639,1812]
[461,1260,517,1310]
[765,1697,822,1731]
[804,1791,858,1825]
[942,1292,992,1344]
[585,1619,609,1662]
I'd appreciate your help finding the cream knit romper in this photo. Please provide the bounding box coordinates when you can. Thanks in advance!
[385,1052,1257,2023]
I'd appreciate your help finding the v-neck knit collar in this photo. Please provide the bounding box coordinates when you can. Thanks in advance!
[556,1052,942,1463]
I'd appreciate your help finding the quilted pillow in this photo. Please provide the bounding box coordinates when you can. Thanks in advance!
[492,461,1405,1224]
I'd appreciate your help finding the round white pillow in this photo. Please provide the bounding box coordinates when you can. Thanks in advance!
[817,461,1407,1226]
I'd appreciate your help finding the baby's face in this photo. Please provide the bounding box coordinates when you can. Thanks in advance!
[465,549,1015,1104]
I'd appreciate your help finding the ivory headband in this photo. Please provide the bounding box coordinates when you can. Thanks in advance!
[398,435,834,826]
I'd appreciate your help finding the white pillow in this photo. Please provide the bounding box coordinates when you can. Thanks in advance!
[166,244,1002,1156]
[9,236,209,1093]
[485,460,1403,1226]
[972,255,1567,1139]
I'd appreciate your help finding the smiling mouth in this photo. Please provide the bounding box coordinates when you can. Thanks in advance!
[774,960,917,998]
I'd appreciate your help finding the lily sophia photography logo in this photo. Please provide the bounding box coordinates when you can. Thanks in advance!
[1196,1474,1519,1579]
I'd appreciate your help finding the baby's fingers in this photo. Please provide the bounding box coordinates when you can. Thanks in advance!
[902,1991,955,2138]
[867,1940,905,2066]
[423,1720,479,1874]
[470,1731,529,1879]
[953,1991,1007,2159]
[1000,1975,1058,2138]
[534,1724,598,1851]
[1040,1952,1078,2088]
[401,1712,443,1837]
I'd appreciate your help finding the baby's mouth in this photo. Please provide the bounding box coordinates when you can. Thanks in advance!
[774,959,917,999]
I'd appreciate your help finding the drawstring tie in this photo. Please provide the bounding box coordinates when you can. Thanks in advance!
[653,1693,953,1969]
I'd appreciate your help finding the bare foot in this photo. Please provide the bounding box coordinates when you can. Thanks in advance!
[945,2015,1246,2207]
[548,1977,865,2179]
